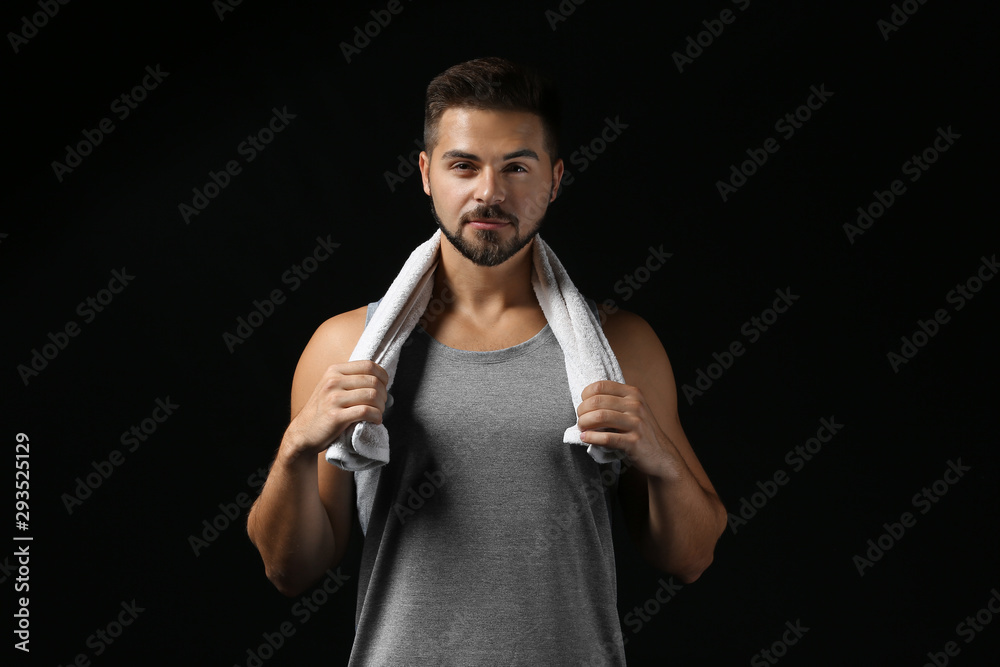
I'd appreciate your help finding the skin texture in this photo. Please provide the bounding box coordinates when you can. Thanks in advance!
[247,107,726,597]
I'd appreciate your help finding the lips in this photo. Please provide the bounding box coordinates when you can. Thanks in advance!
[467,219,510,230]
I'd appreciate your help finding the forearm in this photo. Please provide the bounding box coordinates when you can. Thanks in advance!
[640,456,726,582]
[247,441,337,596]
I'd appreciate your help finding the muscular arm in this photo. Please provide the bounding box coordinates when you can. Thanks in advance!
[578,310,726,582]
[247,306,386,596]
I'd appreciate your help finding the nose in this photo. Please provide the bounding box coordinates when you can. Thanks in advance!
[475,168,505,205]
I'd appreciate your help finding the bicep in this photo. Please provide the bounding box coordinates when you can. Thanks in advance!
[605,310,720,498]
[291,307,368,558]
[316,455,355,564]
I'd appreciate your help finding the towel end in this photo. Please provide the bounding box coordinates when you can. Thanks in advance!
[324,423,390,472]
[562,425,627,463]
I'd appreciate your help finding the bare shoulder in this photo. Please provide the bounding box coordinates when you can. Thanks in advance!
[290,305,370,413]
[601,309,672,383]
[601,308,684,431]
[602,312,721,501]
[295,306,369,371]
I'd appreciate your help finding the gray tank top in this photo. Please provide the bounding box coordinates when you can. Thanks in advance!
[349,303,626,666]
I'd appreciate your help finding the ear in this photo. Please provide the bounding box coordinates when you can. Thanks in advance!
[549,158,564,202]
[419,151,432,196]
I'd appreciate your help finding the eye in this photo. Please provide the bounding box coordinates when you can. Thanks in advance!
[452,162,474,171]
[505,164,528,173]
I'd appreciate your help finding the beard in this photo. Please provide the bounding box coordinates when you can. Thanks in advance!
[429,197,547,268]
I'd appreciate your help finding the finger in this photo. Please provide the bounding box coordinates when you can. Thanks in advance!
[581,380,632,400]
[577,408,635,434]
[339,360,390,386]
[577,393,630,418]
[333,386,386,411]
[341,403,384,426]
[336,373,389,394]
[579,428,632,450]
[578,394,645,421]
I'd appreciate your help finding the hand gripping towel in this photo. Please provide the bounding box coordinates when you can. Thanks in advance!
[324,229,626,471]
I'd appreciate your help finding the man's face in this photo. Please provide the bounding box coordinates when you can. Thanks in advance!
[419,108,564,267]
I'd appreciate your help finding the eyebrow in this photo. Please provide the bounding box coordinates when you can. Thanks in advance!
[440,149,540,162]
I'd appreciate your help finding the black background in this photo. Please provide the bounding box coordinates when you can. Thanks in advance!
[4,0,998,665]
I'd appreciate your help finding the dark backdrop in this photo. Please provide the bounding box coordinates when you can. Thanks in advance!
[4,1,998,665]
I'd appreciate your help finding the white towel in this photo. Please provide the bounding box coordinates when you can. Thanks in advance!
[324,229,626,471]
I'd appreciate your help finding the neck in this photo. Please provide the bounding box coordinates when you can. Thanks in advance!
[431,235,539,322]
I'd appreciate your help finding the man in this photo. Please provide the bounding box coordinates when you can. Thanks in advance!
[248,57,726,664]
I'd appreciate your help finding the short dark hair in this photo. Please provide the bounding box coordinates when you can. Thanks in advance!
[423,57,561,160]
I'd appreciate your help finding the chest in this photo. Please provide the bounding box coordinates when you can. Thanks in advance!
[419,308,548,351]
[387,329,579,473]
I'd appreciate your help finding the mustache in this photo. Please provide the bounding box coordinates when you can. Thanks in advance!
[459,205,519,227]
